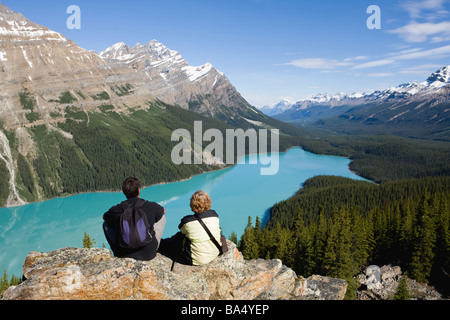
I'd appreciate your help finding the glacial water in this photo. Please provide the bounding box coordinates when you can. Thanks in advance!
[0,147,367,276]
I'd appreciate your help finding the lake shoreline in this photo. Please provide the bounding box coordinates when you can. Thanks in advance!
[0,147,368,277]
[1,145,368,209]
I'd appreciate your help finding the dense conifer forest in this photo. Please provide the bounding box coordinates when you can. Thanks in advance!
[238,176,450,298]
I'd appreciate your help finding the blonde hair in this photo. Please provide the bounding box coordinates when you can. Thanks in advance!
[190,191,212,214]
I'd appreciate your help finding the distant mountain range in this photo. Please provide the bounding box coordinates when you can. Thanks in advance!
[261,66,450,139]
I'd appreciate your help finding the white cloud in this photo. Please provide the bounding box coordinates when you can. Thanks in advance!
[351,45,450,70]
[395,44,450,59]
[402,0,448,20]
[344,56,369,62]
[388,21,450,43]
[282,55,369,71]
[282,58,352,70]
[387,47,423,56]
[352,59,396,69]
[366,73,395,77]
[280,41,450,77]
[398,64,441,74]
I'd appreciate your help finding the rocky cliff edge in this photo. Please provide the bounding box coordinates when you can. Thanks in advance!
[1,241,347,300]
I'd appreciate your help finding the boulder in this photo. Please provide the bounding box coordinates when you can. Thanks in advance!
[357,265,442,300]
[2,241,348,300]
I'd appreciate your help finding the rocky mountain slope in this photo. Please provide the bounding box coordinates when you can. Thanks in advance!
[99,40,259,123]
[1,241,349,300]
[268,66,450,139]
[0,4,137,129]
[0,3,288,208]
[0,2,262,130]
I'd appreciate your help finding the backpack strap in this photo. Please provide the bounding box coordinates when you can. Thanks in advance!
[195,215,223,255]
[135,199,146,208]
[121,199,146,210]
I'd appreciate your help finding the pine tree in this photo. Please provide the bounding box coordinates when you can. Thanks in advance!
[239,217,259,259]
[394,277,411,300]
[292,211,315,276]
[349,206,370,272]
[0,270,22,296]
[1,270,8,295]
[372,206,390,264]
[410,190,436,283]
[9,274,21,287]
[229,232,238,244]
[389,204,403,264]
[82,232,96,249]
[271,222,290,262]
[254,216,263,247]
[399,198,414,268]
[322,208,353,279]
[430,193,450,288]
[313,206,328,274]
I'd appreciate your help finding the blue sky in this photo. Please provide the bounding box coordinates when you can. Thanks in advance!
[3,0,450,107]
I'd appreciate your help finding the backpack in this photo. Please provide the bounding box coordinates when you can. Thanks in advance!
[118,199,153,249]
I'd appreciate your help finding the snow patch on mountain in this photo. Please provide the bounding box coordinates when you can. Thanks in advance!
[182,63,213,82]
[262,66,450,117]
[0,51,7,61]
[259,99,293,116]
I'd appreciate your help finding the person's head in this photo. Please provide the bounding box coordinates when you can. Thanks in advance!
[122,177,141,199]
[190,191,212,214]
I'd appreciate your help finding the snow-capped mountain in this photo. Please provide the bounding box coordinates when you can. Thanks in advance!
[259,99,293,116]
[99,40,258,121]
[102,40,220,83]
[424,65,450,87]
[271,66,450,139]
[0,2,262,130]
[264,66,450,118]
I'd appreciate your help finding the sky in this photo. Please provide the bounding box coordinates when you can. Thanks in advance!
[3,0,450,107]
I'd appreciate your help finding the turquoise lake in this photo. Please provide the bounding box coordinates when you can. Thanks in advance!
[0,147,367,276]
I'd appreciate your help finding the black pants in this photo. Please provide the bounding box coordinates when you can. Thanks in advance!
[158,232,192,265]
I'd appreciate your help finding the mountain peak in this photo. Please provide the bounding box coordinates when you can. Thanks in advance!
[0,2,67,42]
[99,39,180,62]
[426,65,450,86]
[258,99,293,116]
[99,41,132,59]
[0,2,14,14]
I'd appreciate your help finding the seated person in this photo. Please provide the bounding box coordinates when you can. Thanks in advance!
[103,177,166,261]
[159,191,223,266]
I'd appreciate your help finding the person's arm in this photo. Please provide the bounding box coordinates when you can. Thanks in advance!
[148,202,166,223]
[103,206,117,225]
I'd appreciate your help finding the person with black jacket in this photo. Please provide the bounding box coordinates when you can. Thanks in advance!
[103,177,166,261]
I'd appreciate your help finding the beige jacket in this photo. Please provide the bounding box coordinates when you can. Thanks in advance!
[179,210,222,266]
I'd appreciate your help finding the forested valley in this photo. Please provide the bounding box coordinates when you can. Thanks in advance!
[2,97,449,300]
[238,176,450,299]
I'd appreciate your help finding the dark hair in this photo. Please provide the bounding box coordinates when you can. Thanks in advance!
[122,177,141,199]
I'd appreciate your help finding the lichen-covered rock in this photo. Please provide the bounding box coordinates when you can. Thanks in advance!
[2,241,348,300]
[357,265,442,300]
